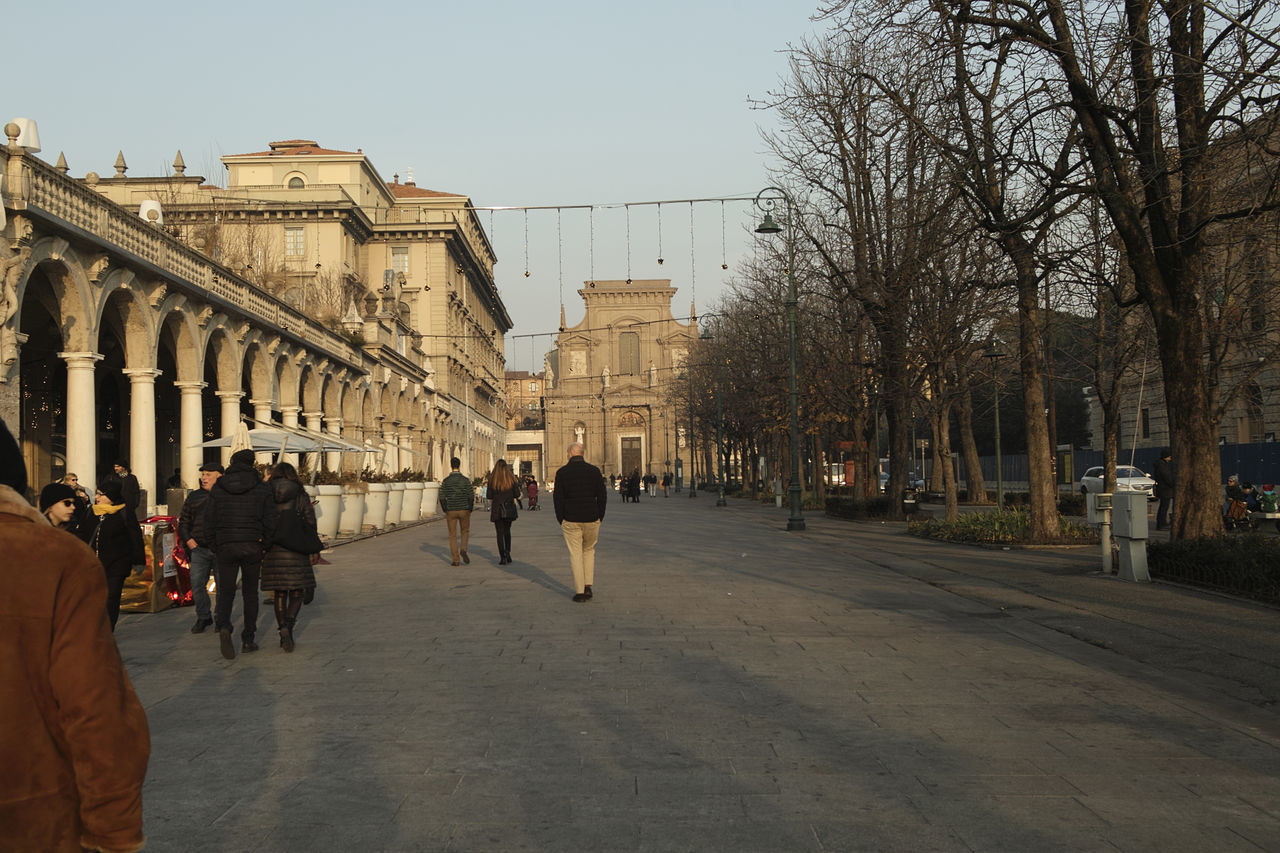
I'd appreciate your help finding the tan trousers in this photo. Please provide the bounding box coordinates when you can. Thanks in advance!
[560,520,601,593]
[446,509,471,562]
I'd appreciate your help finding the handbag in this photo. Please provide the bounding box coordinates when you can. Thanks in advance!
[273,503,324,555]
[499,500,519,521]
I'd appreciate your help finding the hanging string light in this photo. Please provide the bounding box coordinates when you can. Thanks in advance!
[689,201,696,311]
[589,206,596,286]
[721,200,729,270]
[523,209,530,278]
[557,208,564,320]
[656,203,664,265]
[625,204,632,284]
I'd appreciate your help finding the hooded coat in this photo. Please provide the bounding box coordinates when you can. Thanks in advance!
[205,457,276,550]
[0,483,150,853]
[260,477,318,592]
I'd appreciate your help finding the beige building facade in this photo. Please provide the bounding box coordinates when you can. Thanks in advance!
[543,279,698,481]
[1,126,508,507]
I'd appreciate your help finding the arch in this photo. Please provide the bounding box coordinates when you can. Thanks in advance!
[94,269,157,369]
[18,239,95,351]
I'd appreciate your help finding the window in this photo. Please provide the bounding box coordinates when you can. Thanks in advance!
[284,226,304,257]
[287,176,305,189]
[619,332,640,375]
[528,381,537,392]
[391,246,409,275]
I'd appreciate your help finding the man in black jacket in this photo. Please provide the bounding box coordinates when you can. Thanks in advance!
[553,442,607,602]
[205,450,276,659]
[1153,449,1175,531]
[178,461,222,634]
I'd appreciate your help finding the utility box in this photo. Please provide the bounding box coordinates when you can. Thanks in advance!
[1112,491,1148,539]
[1086,492,1112,523]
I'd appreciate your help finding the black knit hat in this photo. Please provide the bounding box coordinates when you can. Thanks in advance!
[0,418,26,495]
[230,449,256,467]
[39,482,77,512]
[97,477,125,505]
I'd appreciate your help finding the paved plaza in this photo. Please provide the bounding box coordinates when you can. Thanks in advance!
[116,495,1280,852]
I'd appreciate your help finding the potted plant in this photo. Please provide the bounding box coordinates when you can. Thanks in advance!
[311,468,345,539]
[397,467,426,522]
[422,471,442,519]
[386,475,406,527]
[361,466,391,531]
[337,469,368,536]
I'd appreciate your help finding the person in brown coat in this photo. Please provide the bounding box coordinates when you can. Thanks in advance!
[0,418,150,852]
[261,462,318,652]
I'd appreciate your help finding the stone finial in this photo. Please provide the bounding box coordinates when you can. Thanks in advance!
[173,150,186,175]
[55,152,69,174]
[113,151,127,177]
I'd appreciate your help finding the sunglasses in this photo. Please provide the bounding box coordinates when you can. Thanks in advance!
[60,499,75,508]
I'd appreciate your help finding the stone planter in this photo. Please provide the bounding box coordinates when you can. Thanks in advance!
[312,484,343,539]
[386,482,405,526]
[338,486,366,535]
[364,482,390,530]
[401,482,425,522]
[422,482,441,518]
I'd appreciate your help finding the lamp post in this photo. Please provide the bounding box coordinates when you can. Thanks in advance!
[688,368,698,498]
[755,187,805,531]
[673,385,683,493]
[983,342,1005,510]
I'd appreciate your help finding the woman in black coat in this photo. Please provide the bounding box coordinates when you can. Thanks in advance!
[485,459,519,565]
[90,477,145,630]
[261,462,317,652]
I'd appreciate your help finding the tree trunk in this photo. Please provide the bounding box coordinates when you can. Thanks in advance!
[956,372,987,503]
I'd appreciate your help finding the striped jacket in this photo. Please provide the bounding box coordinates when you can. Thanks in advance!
[438,471,474,512]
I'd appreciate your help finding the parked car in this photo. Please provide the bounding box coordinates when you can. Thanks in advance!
[1079,465,1156,500]
[879,472,925,493]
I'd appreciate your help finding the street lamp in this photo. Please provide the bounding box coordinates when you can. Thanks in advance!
[673,383,683,493]
[983,342,1006,510]
[688,367,698,499]
[755,187,805,531]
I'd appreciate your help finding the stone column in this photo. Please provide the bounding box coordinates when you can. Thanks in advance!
[303,410,324,473]
[400,425,417,476]
[250,399,274,464]
[343,422,363,472]
[123,368,162,513]
[175,381,206,489]
[381,420,398,474]
[216,390,243,466]
[60,352,102,492]
[325,416,344,472]
[280,405,302,467]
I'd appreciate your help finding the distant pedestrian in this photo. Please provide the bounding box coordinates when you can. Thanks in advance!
[438,457,474,565]
[261,462,318,653]
[112,460,141,517]
[662,472,672,497]
[1152,449,1175,530]
[178,461,222,634]
[206,448,277,660]
[90,477,146,631]
[553,442,607,602]
[486,459,520,565]
[0,417,150,853]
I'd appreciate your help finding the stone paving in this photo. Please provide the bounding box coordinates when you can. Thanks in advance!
[115,494,1280,852]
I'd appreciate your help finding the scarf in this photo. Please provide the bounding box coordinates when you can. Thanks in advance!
[93,502,125,516]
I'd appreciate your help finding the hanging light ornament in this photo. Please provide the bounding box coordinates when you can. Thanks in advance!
[625,204,632,284]
[720,201,729,270]
[523,209,530,277]
[656,203,664,265]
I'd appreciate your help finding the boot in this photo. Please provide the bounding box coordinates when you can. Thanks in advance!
[280,620,295,653]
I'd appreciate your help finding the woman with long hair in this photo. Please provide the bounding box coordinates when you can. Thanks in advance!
[261,461,318,652]
[485,459,519,564]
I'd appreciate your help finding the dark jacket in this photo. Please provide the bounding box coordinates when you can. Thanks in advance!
[261,478,317,592]
[439,471,474,511]
[1152,458,1175,499]
[177,486,213,547]
[119,473,140,517]
[553,456,608,524]
[90,508,145,577]
[486,484,519,524]
[205,461,276,550]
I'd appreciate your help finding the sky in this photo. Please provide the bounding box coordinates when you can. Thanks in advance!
[5,0,828,370]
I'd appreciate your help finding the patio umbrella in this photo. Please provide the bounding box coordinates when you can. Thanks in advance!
[229,422,254,454]
[197,427,324,453]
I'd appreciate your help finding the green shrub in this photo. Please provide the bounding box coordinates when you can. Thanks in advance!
[1148,535,1280,605]
[1057,493,1086,516]
[908,509,1099,546]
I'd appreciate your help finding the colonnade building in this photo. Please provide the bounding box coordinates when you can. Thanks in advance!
[0,125,509,508]
[543,279,698,480]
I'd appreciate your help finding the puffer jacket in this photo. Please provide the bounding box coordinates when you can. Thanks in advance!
[205,460,276,549]
[553,456,608,523]
[0,484,150,853]
[260,478,317,592]
[177,486,213,547]
[438,471,474,511]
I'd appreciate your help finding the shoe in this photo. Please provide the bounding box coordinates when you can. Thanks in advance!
[219,628,235,660]
[242,640,259,653]
[280,627,294,653]
[584,585,593,600]
[451,561,460,566]
[572,593,589,602]
[461,551,470,564]
[303,587,314,605]
[190,617,213,634]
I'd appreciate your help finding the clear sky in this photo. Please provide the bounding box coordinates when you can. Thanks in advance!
[5,0,826,370]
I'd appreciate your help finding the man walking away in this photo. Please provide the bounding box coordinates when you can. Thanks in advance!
[553,442,607,602]
[1153,449,1175,531]
[439,457,474,566]
[179,461,222,633]
[206,449,276,659]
